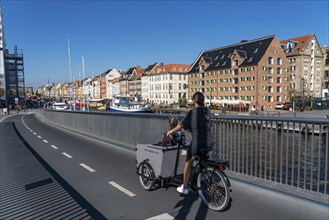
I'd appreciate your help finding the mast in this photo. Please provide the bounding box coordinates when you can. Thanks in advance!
[82,56,85,110]
[68,37,72,109]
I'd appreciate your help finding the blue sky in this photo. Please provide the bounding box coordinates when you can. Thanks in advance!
[2,0,328,88]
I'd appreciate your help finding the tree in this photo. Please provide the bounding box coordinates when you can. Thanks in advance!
[287,88,301,102]
[179,97,187,107]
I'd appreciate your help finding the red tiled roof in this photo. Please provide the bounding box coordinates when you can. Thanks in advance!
[108,77,121,83]
[280,34,312,56]
[149,64,191,76]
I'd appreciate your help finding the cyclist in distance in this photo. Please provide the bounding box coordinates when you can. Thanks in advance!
[166,92,214,194]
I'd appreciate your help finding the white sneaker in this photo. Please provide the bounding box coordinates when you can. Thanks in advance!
[177,185,189,195]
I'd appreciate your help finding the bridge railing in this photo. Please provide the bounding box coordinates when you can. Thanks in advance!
[37,110,328,203]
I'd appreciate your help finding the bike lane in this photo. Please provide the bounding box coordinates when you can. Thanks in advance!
[2,113,328,219]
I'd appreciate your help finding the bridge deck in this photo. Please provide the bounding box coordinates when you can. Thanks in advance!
[0,112,328,219]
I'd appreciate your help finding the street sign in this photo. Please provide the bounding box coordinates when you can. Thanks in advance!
[14,97,19,104]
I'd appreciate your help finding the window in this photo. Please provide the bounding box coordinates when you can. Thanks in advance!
[268,67,273,74]
[268,86,273,93]
[277,58,282,65]
[277,77,282,83]
[268,57,273,64]
[233,60,238,66]
[277,68,282,74]
[268,76,273,83]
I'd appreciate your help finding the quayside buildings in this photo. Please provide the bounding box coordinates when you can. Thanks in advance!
[36,34,328,109]
[188,35,290,109]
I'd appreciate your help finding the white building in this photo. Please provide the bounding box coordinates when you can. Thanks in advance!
[141,63,158,101]
[105,68,121,98]
[148,64,190,104]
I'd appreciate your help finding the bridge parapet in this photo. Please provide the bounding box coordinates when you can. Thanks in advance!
[37,110,329,204]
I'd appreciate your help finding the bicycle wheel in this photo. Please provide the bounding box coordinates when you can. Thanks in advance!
[197,166,230,211]
[138,162,155,191]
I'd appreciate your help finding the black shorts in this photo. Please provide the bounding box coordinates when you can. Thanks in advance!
[185,146,212,162]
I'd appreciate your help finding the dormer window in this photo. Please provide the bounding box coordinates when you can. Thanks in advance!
[233,60,238,66]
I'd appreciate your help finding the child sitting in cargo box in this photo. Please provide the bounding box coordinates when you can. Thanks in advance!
[161,116,184,147]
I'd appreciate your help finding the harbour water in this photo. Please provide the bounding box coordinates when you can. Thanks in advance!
[212,119,329,194]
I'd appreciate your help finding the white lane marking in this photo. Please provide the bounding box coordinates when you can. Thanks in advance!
[62,152,72,158]
[37,135,42,139]
[51,145,58,150]
[80,163,96,173]
[43,140,48,143]
[146,213,175,220]
[33,132,36,135]
[108,181,136,197]
[30,130,33,132]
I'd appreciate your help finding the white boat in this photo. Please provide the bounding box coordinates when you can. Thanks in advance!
[109,96,152,113]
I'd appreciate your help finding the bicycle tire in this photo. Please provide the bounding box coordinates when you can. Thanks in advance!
[197,166,230,211]
[138,162,155,191]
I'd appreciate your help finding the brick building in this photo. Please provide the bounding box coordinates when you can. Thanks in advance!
[188,35,290,109]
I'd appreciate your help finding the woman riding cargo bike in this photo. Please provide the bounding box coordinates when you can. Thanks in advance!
[136,92,231,211]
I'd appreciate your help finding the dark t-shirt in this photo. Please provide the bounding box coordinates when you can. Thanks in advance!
[181,106,214,156]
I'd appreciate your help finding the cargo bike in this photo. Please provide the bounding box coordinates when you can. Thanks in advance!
[136,133,231,211]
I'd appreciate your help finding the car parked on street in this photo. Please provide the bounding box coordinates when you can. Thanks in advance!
[275,103,284,110]
[52,102,68,110]
[282,103,293,110]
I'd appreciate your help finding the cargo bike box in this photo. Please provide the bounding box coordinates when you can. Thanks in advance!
[136,144,187,179]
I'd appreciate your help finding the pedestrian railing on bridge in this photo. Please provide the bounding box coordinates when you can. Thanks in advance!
[37,110,328,204]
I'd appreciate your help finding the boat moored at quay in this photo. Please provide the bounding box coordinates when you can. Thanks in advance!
[108,95,153,113]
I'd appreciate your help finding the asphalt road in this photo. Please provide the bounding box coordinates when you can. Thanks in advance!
[2,113,328,219]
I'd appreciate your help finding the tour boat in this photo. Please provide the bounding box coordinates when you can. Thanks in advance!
[109,96,152,113]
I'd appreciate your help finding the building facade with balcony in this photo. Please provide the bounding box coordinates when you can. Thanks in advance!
[188,35,290,109]
[280,34,324,99]
[321,45,329,98]
[128,66,144,97]
[5,46,25,104]
[141,63,158,101]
